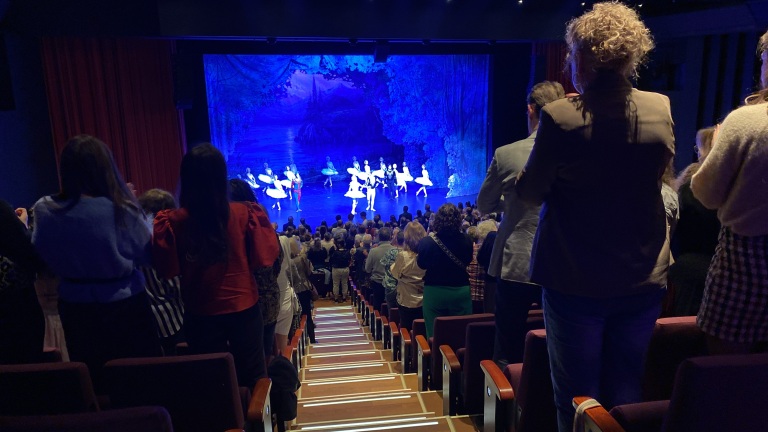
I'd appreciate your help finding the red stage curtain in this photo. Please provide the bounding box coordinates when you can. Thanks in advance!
[532,41,577,94]
[40,37,186,195]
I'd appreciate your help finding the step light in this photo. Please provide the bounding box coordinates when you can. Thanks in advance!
[302,394,411,407]
[306,376,397,386]
[297,416,430,430]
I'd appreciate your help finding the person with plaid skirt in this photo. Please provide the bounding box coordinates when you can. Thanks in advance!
[692,32,768,354]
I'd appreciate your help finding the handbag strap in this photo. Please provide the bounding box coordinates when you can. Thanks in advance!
[430,233,466,269]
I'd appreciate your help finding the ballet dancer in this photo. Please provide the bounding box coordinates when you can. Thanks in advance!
[385,164,397,198]
[292,172,303,212]
[393,164,404,197]
[415,164,432,197]
[345,175,365,214]
[352,156,361,172]
[245,167,258,189]
[260,163,274,193]
[267,174,287,210]
[322,156,337,187]
[364,173,379,212]
[400,161,413,193]
[284,166,295,200]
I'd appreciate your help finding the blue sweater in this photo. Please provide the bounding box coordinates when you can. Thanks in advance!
[33,196,151,303]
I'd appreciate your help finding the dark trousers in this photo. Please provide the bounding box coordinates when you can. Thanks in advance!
[370,280,385,311]
[59,292,162,392]
[185,303,266,388]
[493,279,542,367]
[0,287,45,364]
[297,290,315,342]
[398,304,423,331]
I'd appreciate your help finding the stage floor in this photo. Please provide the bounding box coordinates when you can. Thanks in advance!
[259,182,478,232]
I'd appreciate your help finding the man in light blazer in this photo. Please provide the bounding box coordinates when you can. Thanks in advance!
[477,80,565,367]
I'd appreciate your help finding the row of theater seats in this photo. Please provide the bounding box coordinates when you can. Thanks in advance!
[351,283,768,432]
[0,340,304,431]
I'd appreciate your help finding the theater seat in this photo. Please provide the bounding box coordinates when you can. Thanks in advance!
[0,362,98,415]
[0,406,173,432]
[441,321,495,415]
[574,353,768,432]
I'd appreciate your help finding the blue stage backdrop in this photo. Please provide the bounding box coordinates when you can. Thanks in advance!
[203,54,489,197]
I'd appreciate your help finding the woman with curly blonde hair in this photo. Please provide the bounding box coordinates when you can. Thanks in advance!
[517,3,675,430]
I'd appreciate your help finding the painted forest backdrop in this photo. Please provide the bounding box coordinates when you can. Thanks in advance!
[204,54,489,197]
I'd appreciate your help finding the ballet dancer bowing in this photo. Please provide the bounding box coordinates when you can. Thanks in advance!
[292,172,303,212]
[364,173,379,212]
[267,174,287,210]
[245,167,258,189]
[415,164,432,197]
[322,156,338,186]
[345,175,365,214]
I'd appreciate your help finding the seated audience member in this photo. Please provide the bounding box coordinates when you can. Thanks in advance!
[691,30,768,355]
[0,200,45,364]
[138,189,185,356]
[417,203,473,338]
[153,143,278,387]
[669,127,720,316]
[33,135,162,388]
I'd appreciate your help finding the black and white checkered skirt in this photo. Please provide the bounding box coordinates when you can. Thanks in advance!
[697,227,768,343]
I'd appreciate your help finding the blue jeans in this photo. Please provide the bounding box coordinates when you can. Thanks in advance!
[542,288,664,432]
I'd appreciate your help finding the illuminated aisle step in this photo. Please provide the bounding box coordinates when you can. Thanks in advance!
[290,302,480,431]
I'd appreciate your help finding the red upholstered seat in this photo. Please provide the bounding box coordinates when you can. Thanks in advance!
[0,406,173,432]
[0,362,98,415]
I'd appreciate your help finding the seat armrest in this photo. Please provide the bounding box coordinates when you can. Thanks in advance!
[401,327,412,372]
[480,360,514,401]
[572,396,625,432]
[415,334,431,357]
[247,378,272,423]
[439,345,462,374]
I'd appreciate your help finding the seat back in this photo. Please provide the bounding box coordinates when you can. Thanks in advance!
[389,307,399,325]
[0,406,173,432]
[515,329,557,432]
[430,313,495,390]
[104,353,244,432]
[0,362,98,415]
[642,316,707,401]
[461,321,496,414]
[662,353,768,431]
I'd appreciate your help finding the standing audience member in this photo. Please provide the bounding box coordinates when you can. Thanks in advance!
[153,143,278,387]
[0,200,45,364]
[465,226,485,310]
[692,30,768,354]
[391,221,427,331]
[381,230,405,311]
[329,235,352,302]
[516,4,675,430]
[477,80,565,366]
[669,127,721,316]
[417,203,473,338]
[365,227,394,310]
[475,219,498,313]
[273,235,295,353]
[33,135,162,388]
[289,240,316,343]
[138,189,185,356]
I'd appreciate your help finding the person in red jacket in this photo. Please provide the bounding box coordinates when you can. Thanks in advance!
[153,143,279,387]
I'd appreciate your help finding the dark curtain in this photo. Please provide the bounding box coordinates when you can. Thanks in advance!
[532,41,577,94]
[40,37,185,195]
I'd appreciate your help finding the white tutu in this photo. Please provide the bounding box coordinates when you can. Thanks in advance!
[278,179,292,188]
[345,190,365,198]
[402,167,414,182]
[258,174,273,184]
[284,171,295,181]
[371,169,385,178]
[346,167,359,175]
[266,188,287,199]
[415,177,433,186]
[321,168,338,176]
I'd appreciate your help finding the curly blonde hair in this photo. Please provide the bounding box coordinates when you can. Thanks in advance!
[566,2,654,82]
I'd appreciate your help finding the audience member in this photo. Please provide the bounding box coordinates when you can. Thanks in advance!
[417,203,473,338]
[34,135,162,388]
[289,240,316,343]
[692,31,768,354]
[516,4,674,430]
[365,227,394,310]
[381,229,405,311]
[153,143,278,387]
[392,221,427,331]
[329,235,352,302]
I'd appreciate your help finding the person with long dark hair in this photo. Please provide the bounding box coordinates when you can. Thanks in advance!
[153,143,279,387]
[33,135,162,387]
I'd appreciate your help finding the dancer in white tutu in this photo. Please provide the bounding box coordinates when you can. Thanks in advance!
[267,174,288,210]
[244,167,258,189]
[352,156,361,172]
[322,156,338,187]
[415,164,432,197]
[283,166,295,200]
[345,175,365,214]
[394,163,406,196]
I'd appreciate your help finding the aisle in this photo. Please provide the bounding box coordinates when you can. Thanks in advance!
[288,301,480,431]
